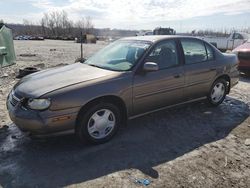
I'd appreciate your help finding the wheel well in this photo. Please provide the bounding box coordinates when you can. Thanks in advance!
[215,74,231,93]
[76,95,128,127]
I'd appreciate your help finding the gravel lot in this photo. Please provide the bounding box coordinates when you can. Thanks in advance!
[0,40,250,188]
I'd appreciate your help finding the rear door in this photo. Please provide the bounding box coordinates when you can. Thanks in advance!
[180,39,217,100]
[132,39,185,115]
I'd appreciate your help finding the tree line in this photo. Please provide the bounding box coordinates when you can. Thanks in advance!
[2,10,249,38]
[189,28,250,37]
[8,10,95,39]
[40,11,94,38]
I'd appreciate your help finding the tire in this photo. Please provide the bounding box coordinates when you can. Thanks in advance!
[76,102,121,144]
[16,67,39,78]
[207,79,228,106]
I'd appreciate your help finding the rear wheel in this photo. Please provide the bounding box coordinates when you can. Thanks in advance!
[76,102,121,144]
[207,79,227,106]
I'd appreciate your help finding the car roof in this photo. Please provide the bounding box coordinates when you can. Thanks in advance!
[120,35,200,43]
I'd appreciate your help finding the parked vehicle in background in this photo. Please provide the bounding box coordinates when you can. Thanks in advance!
[7,36,239,144]
[153,27,176,35]
[202,32,249,52]
[76,34,96,43]
[29,36,44,40]
[232,40,250,75]
[14,35,25,40]
[14,35,31,40]
[14,35,44,40]
[137,27,176,36]
[136,31,153,36]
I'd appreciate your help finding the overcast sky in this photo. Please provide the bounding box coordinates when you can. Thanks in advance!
[0,0,250,32]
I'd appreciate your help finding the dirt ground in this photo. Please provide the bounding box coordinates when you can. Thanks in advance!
[0,40,250,188]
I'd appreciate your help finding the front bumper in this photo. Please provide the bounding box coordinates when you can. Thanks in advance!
[7,94,79,136]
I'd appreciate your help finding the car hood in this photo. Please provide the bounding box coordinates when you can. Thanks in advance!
[233,42,250,52]
[15,63,120,98]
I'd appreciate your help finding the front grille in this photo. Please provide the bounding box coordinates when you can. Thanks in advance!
[238,52,250,60]
[9,91,22,107]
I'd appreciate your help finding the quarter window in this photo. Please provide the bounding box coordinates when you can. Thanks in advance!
[205,43,214,61]
[181,39,207,64]
[233,33,243,40]
[146,40,179,69]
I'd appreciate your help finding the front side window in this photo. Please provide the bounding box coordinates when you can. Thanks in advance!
[84,40,151,71]
[181,39,207,64]
[145,40,179,69]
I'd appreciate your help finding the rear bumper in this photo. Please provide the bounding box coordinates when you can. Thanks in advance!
[7,96,79,136]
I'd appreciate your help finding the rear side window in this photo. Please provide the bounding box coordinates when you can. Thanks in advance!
[181,39,207,64]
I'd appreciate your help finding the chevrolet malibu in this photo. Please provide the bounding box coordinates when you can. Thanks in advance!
[7,36,239,144]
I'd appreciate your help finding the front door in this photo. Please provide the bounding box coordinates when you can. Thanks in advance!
[132,39,185,115]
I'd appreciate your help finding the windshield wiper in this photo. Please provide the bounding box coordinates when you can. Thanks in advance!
[87,64,104,69]
[86,63,119,71]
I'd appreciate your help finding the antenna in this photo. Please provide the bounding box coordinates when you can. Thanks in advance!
[80,31,83,61]
[79,31,87,63]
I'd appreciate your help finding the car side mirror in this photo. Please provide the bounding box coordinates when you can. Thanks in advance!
[143,62,159,72]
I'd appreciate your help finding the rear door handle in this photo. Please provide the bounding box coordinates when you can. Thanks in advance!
[174,74,181,78]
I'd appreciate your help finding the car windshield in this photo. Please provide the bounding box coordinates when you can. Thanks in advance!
[241,33,250,40]
[84,40,151,71]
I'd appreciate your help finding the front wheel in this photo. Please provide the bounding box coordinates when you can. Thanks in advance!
[76,103,121,144]
[207,79,227,106]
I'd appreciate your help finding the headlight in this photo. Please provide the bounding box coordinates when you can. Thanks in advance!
[27,98,51,110]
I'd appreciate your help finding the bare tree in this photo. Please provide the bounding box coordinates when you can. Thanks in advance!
[41,10,77,37]
[40,13,49,36]
[85,16,94,34]
[75,16,94,34]
[75,18,85,31]
[22,19,33,35]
